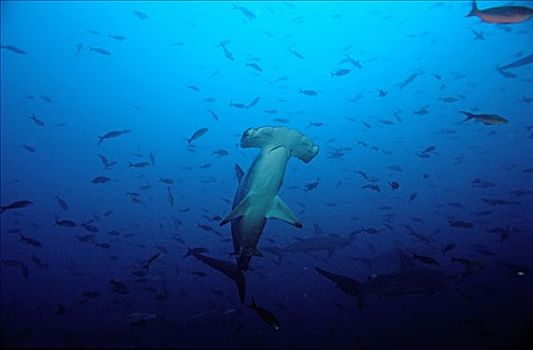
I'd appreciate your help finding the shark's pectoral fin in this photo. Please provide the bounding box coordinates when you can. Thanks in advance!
[220,194,255,226]
[265,196,303,228]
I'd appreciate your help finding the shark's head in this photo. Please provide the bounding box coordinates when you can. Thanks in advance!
[240,126,319,163]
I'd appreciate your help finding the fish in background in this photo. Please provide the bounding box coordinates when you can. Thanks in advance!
[0,45,26,55]
[247,298,280,330]
[466,0,533,24]
[0,200,33,214]
[97,129,131,145]
[460,111,508,125]
[220,126,319,270]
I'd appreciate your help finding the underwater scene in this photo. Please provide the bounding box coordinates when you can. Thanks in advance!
[1,1,533,349]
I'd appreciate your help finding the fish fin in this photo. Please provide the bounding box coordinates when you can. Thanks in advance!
[219,194,255,226]
[265,196,303,228]
[460,111,475,122]
[466,0,478,17]
[235,164,244,183]
[252,248,263,257]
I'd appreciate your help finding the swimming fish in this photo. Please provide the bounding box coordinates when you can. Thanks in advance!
[185,128,208,144]
[0,200,33,214]
[460,111,508,125]
[1,45,26,55]
[89,47,112,56]
[466,0,533,24]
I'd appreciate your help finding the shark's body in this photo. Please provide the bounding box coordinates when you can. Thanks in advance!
[220,126,319,270]
[316,265,464,309]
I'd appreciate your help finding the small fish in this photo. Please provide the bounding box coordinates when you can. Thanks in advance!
[74,43,83,55]
[92,176,111,184]
[308,122,324,128]
[230,102,246,108]
[497,54,533,71]
[1,45,26,55]
[470,28,485,41]
[144,252,164,270]
[377,89,388,97]
[449,220,474,229]
[159,178,174,185]
[97,154,117,168]
[39,95,52,103]
[185,128,208,144]
[304,179,320,193]
[108,34,126,42]
[183,247,209,258]
[110,278,130,294]
[213,149,229,156]
[55,196,68,210]
[19,234,42,247]
[289,48,304,59]
[299,88,318,96]
[232,4,256,20]
[247,298,280,330]
[461,111,508,125]
[408,192,417,203]
[412,253,439,266]
[89,47,112,56]
[55,218,76,227]
[219,41,234,61]
[389,181,400,190]
[29,114,45,126]
[397,71,423,89]
[331,68,351,77]
[207,109,219,121]
[97,129,131,145]
[133,10,149,20]
[246,96,261,109]
[167,186,175,207]
[187,84,200,92]
[128,161,151,168]
[245,62,263,72]
[466,0,533,24]
[0,200,33,214]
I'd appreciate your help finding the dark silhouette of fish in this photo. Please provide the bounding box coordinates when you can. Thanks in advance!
[460,111,508,125]
[1,45,26,55]
[497,54,533,71]
[185,128,208,144]
[0,200,33,214]
[133,10,149,20]
[89,47,111,56]
[466,0,533,24]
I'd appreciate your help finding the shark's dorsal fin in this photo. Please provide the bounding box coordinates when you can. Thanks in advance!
[220,194,255,226]
[234,164,244,183]
[265,196,303,228]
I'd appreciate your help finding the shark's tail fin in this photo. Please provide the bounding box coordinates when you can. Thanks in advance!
[466,0,478,17]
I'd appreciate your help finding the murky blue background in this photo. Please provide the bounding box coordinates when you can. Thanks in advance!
[1,1,532,348]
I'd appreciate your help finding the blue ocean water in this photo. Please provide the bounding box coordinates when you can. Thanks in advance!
[1,0,532,348]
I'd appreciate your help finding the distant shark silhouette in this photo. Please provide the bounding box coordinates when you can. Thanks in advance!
[220,126,319,270]
[262,223,357,261]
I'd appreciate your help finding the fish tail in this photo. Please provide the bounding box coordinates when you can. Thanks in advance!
[460,111,475,122]
[97,136,104,145]
[466,0,478,17]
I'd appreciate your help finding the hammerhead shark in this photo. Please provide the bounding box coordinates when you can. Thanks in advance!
[220,126,319,270]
